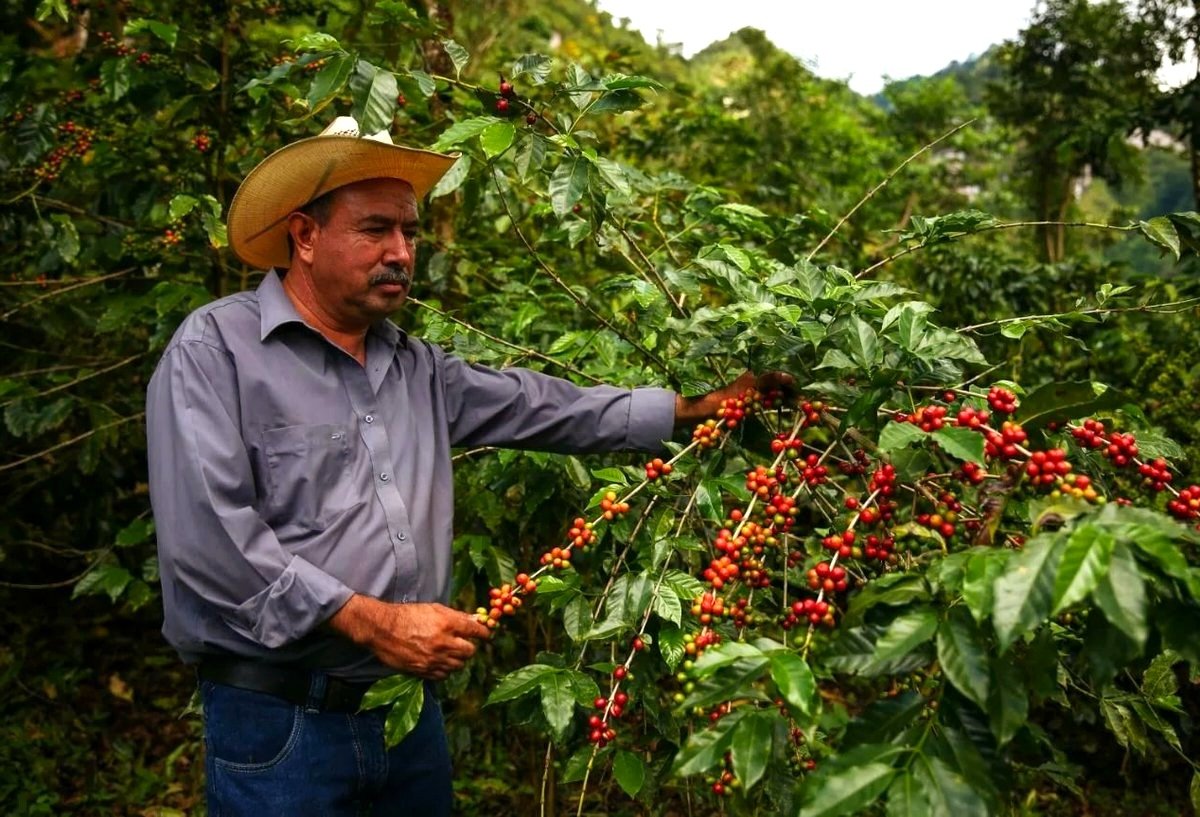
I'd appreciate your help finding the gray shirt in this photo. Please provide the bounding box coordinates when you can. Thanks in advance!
[146,271,676,680]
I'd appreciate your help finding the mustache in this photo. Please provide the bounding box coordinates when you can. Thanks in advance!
[369,267,411,287]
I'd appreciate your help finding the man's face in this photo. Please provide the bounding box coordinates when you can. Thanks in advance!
[292,177,420,327]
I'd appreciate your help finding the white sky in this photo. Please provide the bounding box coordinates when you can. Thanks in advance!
[595,0,1194,95]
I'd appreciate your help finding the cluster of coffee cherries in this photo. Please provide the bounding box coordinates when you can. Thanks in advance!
[33,121,95,182]
[708,753,740,796]
[598,491,630,520]
[644,456,674,480]
[1168,486,1200,523]
[806,561,848,593]
[475,573,538,629]
[984,421,1028,460]
[987,386,1019,414]
[782,597,834,629]
[193,132,212,153]
[692,418,722,448]
[1025,448,1072,489]
[893,404,948,431]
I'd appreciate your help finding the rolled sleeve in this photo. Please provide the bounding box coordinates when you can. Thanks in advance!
[625,387,677,451]
[147,339,352,652]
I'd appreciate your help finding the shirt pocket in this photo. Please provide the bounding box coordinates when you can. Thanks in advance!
[262,423,353,531]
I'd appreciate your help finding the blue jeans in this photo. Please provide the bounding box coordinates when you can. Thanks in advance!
[201,677,450,816]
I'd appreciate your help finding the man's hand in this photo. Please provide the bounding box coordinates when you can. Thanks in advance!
[674,370,796,427]
[328,594,491,681]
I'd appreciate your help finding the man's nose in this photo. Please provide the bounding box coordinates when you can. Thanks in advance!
[382,228,414,267]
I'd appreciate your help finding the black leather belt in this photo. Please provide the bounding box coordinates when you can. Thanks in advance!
[196,657,375,714]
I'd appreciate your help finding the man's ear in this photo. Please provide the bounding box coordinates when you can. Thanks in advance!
[286,212,319,265]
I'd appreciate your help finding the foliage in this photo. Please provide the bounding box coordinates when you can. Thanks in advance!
[3,1,1200,815]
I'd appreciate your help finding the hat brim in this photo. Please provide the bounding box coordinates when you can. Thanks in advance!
[227,136,458,271]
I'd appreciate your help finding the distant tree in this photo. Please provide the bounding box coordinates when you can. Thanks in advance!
[989,0,1163,261]
[1138,0,1200,208]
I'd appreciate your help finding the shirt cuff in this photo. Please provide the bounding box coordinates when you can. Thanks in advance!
[228,556,355,649]
[625,387,677,452]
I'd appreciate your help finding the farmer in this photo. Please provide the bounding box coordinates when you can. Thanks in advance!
[145,115,783,815]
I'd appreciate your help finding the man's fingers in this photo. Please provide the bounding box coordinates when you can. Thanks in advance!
[757,370,796,394]
[451,610,492,639]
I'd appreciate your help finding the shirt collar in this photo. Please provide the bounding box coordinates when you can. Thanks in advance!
[258,269,408,349]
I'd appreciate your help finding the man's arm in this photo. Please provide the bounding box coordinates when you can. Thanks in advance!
[148,340,354,649]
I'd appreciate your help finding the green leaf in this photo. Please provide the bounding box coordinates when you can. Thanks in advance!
[50,214,80,264]
[992,534,1065,653]
[100,58,131,101]
[691,641,766,678]
[432,116,499,152]
[816,348,856,370]
[360,673,422,711]
[879,422,926,453]
[590,467,627,484]
[1190,770,1200,815]
[35,0,68,22]
[658,625,686,670]
[987,657,1027,746]
[932,427,985,465]
[1052,525,1114,614]
[115,518,154,548]
[1016,381,1126,432]
[802,762,897,817]
[795,260,826,301]
[441,39,469,77]
[962,549,1008,624]
[72,563,133,602]
[381,679,424,748]
[351,63,397,136]
[563,456,590,489]
[730,711,772,790]
[429,156,470,199]
[613,750,645,796]
[486,664,556,704]
[653,589,682,626]
[549,157,589,218]
[887,772,932,816]
[1142,650,1180,701]
[306,53,354,111]
[511,53,553,85]
[480,121,515,159]
[769,652,816,716]
[539,671,575,739]
[516,134,547,180]
[1139,216,1181,260]
[124,18,179,48]
[847,315,879,369]
[671,710,743,776]
[1092,542,1148,648]
[915,755,989,817]
[694,480,723,523]
[289,32,340,52]
[869,608,938,670]
[937,608,990,709]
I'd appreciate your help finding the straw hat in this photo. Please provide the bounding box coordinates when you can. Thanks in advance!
[227,116,458,270]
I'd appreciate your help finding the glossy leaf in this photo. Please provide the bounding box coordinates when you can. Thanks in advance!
[769,652,816,716]
[932,426,985,465]
[381,679,425,748]
[868,607,938,670]
[802,761,897,817]
[730,710,772,790]
[992,534,1064,653]
[1092,542,1148,648]
[1052,524,1114,614]
[613,750,645,796]
[937,607,990,709]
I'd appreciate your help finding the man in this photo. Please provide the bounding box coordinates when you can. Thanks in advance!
[146,116,778,815]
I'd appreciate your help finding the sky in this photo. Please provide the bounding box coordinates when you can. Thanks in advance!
[594,0,1192,95]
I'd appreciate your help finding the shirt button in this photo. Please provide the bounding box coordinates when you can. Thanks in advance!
[379,472,390,482]
[364,415,374,424]
[396,531,407,541]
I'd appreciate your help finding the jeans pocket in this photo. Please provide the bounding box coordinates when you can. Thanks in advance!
[203,681,304,773]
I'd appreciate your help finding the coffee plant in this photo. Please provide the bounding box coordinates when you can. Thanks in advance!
[258,33,1200,817]
[5,4,1200,814]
